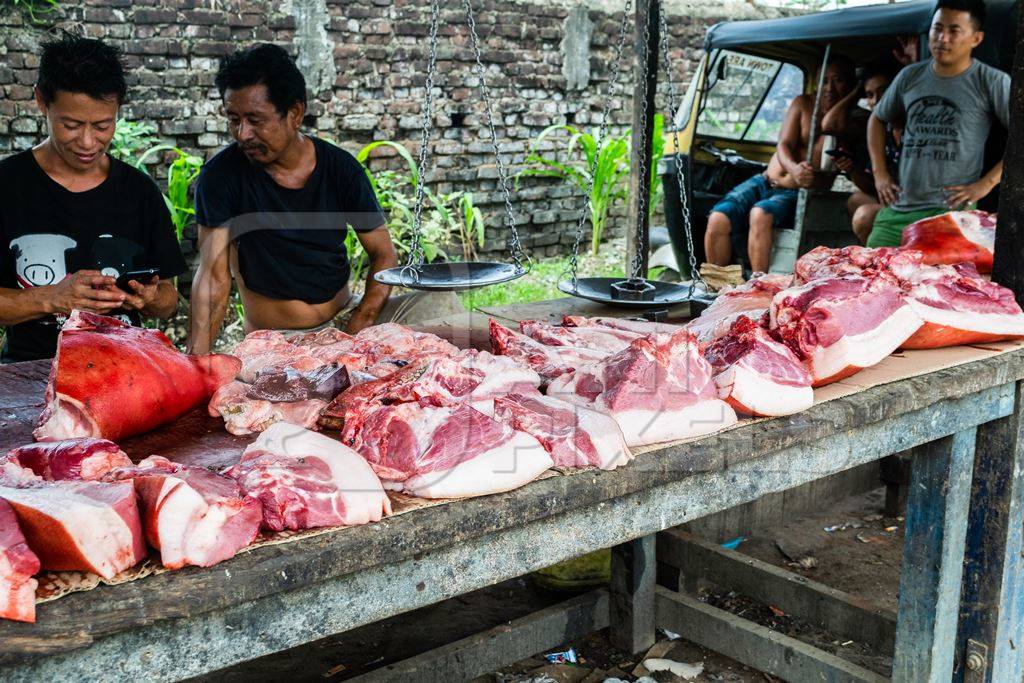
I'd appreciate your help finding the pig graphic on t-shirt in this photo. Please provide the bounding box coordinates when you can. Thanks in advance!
[9,234,77,288]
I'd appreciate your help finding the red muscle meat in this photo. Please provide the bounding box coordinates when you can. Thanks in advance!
[351,401,552,498]
[520,319,642,354]
[686,274,794,345]
[901,210,996,273]
[793,245,922,285]
[0,479,146,579]
[703,316,813,417]
[7,438,131,481]
[770,276,922,386]
[547,329,737,446]
[0,498,40,623]
[562,315,682,336]
[492,393,632,470]
[490,319,607,381]
[105,456,261,569]
[225,423,391,530]
[34,311,240,442]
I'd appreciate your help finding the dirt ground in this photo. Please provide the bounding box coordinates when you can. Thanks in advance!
[204,488,903,683]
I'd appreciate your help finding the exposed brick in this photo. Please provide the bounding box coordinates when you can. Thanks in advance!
[132,8,177,23]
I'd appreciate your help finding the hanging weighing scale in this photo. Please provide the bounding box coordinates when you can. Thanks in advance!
[557,1,713,313]
[374,0,531,291]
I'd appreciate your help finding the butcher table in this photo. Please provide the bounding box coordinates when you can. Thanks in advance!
[1,304,1023,683]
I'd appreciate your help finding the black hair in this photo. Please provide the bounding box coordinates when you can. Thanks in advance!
[215,44,307,117]
[934,0,986,30]
[826,54,857,85]
[859,58,901,84]
[37,30,127,105]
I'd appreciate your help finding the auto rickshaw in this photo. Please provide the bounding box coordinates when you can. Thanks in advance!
[658,0,1017,277]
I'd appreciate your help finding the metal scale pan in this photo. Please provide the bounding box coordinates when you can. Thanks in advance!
[558,277,714,309]
[375,262,525,291]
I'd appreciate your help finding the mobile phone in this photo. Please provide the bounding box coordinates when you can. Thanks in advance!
[825,149,852,159]
[115,268,160,292]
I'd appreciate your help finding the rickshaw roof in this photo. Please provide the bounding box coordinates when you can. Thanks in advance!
[706,0,1017,70]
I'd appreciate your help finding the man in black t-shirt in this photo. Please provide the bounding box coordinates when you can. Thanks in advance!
[189,45,401,354]
[0,33,186,362]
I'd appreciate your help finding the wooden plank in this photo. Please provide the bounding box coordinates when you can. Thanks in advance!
[892,428,977,682]
[991,1,1024,304]
[655,586,886,683]
[624,0,659,277]
[352,589,609,683]
[610,534,656,653]
[658,530,897,655]
[0,361,1018,664]
[956,382,1024,683]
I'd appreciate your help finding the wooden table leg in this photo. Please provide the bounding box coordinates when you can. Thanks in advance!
[956,382,1024,683]
[610,534,656,654]
[892,428,977,682]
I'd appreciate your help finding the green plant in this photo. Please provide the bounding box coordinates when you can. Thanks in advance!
[108,119,165,170]
[454,192,486,261]
[163,149,203,240]
[9,0,59,23]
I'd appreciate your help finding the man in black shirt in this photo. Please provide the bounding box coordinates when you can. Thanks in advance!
[189,45,401,354]
[0,33,186,362]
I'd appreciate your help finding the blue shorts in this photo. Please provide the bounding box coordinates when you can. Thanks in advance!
[710,174,798,260]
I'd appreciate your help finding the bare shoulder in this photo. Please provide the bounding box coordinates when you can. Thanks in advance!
[788,93,813,113]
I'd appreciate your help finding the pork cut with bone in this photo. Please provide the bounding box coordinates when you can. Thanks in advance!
[703,316,813,416]
[7,438,131,481]
[489,319,607,381]
[104,456,261,569]
[547,329,737,446]
[225,423,391,530]
[34,311,240,441]
[685,274,794,345]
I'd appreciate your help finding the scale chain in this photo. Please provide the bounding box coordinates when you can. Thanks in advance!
[566,0,634,290]
[657,6,706,295]
[463,0,530,273]
[628,1,654,282]
[404,0,442,283]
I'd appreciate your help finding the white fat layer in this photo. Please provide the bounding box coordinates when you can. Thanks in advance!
[955,212,994,250]
[34,395,99,441]
[572,401,634,470]
[153,480,204,569]
[402,431,553,499]
[905,299,1024,336]
[607,400,738,447]
[246,423,391,521]
[716,365,814,417]
[809,305,923,381]
[0,485,135,579]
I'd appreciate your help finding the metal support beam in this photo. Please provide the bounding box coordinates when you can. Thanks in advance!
[624,0,659,277]
[892,428,977,682]
[610,534,656,654]
[956,382,1024,683]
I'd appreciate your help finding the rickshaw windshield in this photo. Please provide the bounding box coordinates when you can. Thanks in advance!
[696,49,803,144]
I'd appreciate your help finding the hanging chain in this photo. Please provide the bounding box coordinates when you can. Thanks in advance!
[628,3,654,281]
[463,0,531,272]
[658,7,706,294]
[403,0,442,282]
[565,0,634,290]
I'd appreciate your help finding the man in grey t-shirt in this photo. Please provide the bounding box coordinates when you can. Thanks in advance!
[866,0,1009,247]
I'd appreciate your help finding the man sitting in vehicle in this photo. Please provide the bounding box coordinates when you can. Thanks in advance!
[0,33,185,362]
[821,59,903,244]
[704,57,856,274]
[866,0,1009,247]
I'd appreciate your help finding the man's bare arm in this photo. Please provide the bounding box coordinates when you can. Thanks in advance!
[0,271,125,326]
[345,225,398,334]
[188,225,233,354]
[820,87,860,137]
[868,114,900,206]
[944,159,1003,209]
[775,95,811,177]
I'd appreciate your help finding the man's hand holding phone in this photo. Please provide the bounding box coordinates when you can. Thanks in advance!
[115,269,161,312]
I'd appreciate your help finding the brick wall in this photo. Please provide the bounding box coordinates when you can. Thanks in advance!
[0,0,779,261]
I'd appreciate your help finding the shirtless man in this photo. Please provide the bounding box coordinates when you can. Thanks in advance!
[188,45,399,354]
[704,57,856,273]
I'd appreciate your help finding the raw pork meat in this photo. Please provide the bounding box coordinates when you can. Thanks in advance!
[208,381,328,436]
[7,438,131,480]
[489,319,607,381]
[703,317,813,417]
[320,349,541,431]
[686,274,794,345]
[519,319,640,354]
[793,246,922,285]
[770,276,923,386]
[352,323,459,360]
[894,263,1024,349]
[225,423,391,530]
[547,329,737,446]
[901,210,996,273]
[492,393,632,470]
[232,330,327,383]
[104,456,261,569]
[563,315,682,336]
[352,401,552,498]
[0,498,40,623]
[0,479,146,578]
[35,311,240,442]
